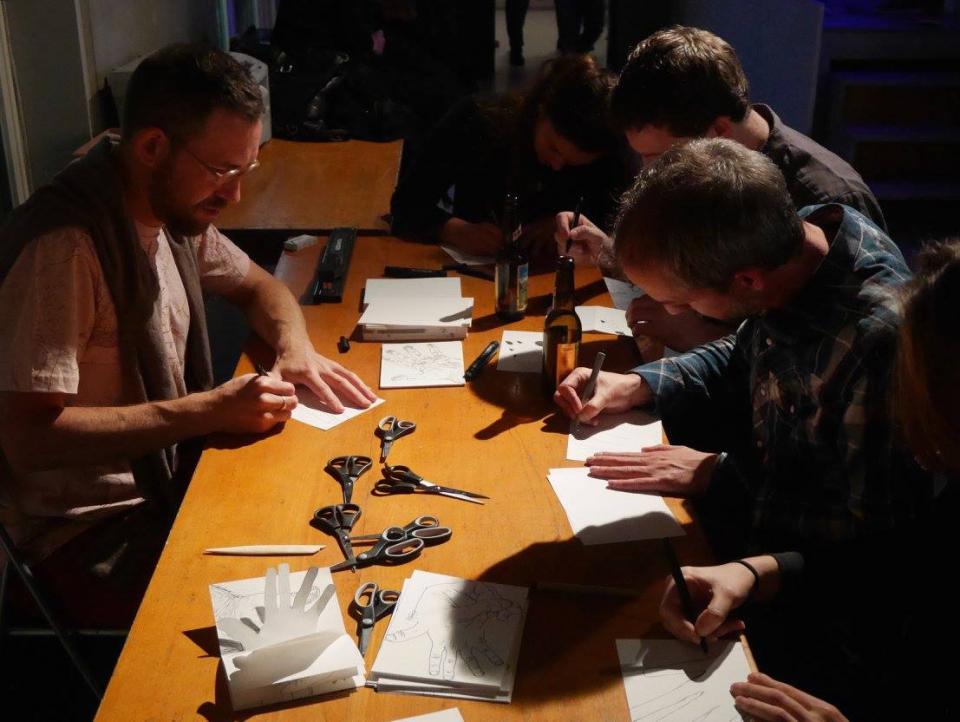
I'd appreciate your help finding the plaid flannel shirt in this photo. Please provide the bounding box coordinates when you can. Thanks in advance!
[634,205,935,549]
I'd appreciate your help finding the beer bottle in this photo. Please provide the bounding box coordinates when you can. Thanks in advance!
[495,193,528,320]
[542,254,581,393]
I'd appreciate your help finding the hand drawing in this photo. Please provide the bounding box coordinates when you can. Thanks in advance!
[383,343,462,385]
[384,581,522,680]
[216,564,336,652]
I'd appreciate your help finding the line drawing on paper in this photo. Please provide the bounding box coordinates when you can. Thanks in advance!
[383,581,523,680]
[382,343,463,385]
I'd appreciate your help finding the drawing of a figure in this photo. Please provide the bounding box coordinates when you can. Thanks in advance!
[384,343,463,385]
[384,581,523,680]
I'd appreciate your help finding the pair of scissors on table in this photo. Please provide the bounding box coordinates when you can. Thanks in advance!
[330,515,452,573]
[351,581,399,655]
[374,465,489,505]
[312,504,362,571]
[325,455,372,504]
[376,415,416,463]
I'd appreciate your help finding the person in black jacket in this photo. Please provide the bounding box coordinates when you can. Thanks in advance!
[391,54,634,265]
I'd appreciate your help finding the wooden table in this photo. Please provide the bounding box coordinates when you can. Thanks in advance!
[96,237,724,721]
[215,139,403,234]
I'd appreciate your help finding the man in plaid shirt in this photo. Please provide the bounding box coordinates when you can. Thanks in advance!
[555,138,935,555]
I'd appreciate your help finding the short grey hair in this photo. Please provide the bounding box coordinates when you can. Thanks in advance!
[614,138,804,291]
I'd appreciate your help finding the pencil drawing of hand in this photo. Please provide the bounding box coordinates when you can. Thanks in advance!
[385,581,522,679]
[218,564,336,651]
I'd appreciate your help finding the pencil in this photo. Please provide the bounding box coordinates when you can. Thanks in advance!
[573,351,606,434]
[662,538,708,654]
[565,196,584,255]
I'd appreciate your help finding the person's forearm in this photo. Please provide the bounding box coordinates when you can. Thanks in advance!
[2,394,215,474]
[239,273,311,357]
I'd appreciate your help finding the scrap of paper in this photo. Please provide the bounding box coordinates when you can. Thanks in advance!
[548,467,684,544]
[576,306,633,336]
[291,389,385,431]
[380,342,465,388]
[441,245,495,266]
[566,409,663,461]
[497,330,543,373]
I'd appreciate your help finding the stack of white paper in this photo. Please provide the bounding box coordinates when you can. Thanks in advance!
[360,278,473,341]
[210,566,365,711]
[547,467,684,545]
[370,570,528,703]
[616,639,751,721]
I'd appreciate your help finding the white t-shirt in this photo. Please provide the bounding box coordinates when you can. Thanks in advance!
[0,222,250,558]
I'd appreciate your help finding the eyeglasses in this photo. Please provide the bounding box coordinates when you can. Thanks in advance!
[177,143,260,186]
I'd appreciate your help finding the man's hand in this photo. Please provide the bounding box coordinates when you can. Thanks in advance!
[439,218,503,257]
[659,562,757,645]
[207,373,297,434]
[274,348,377,414]
[731,672,849,722]
[554,370,651,425]
[627,298,731,352]
[554,211,612,267]
[586,444,718,495]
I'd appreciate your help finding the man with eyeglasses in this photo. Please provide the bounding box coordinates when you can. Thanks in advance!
[0,45,376,626]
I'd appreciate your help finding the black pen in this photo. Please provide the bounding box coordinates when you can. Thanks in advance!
[565,196,584,255]
[443,263,495,282]
[254,363,269,377]
[662,538,709,654]
[383,265,447,279]
[464,341,500,381]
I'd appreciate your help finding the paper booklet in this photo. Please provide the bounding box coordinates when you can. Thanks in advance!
[210,565,365,711]
[370,570,528,703]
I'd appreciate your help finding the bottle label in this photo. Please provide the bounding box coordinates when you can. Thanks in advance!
[517,262,528,310]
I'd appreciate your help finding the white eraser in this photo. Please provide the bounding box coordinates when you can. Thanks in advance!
[284,234,319,251]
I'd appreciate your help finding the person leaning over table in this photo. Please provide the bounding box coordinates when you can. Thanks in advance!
[555,26,886,355]
[657,240,960,721]
[0,44,376,627]
[390,53,635,265]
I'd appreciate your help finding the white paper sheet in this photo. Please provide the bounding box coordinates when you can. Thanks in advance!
[364,277,463,305]
[371,571,528,702]
[496,330,543,373]
[210,567,365,710]
[441,245,495,266]
[290,388,385,430]
[603,277,645,311]
[566,410,663,461]
[616,639,751,721]
[576,306,633,336]
[359,298,474,328]
[390,708,465,722]
[547,467,684,544]
[380,342,465,388]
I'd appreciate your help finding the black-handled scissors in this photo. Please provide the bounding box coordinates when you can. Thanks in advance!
[312,503,362,571]
[351,581,399,655]
[374,465,489,505]
[350,515,453,546]
[329,526,424,572]
[376,415,416,463]
[325,455,372,504]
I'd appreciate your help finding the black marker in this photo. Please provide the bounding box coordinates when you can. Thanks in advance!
[662,538,709,654]
[254,363,269,376]
[383,266,447,279]
[464,341,500,381]
[565,196,584,255]
[443,263,495,282]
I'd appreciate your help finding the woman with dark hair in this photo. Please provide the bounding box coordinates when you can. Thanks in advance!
[390,54,633,261]
[655,239,959,720]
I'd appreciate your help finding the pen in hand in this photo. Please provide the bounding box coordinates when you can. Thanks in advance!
[662,538,709,654]
[565,196,584,256]
[254,363,269,377]
[573,351,605,434]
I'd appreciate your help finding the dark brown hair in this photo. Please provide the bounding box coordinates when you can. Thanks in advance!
[614,138,803,291]
[611,26,750,136]
[122,44,264,141]
[895,239,960,474]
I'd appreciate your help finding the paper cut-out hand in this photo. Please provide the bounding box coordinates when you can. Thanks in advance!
[385,582,522,680]
[218,564,336,651]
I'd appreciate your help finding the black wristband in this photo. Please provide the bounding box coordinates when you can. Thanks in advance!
[734,559,761,600]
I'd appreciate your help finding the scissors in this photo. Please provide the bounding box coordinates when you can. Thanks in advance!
[374,465,489,505]
[325,455,372,504]
[331,515,453,573]
[376,416,416,463]
[351,581,399,655]
[311,504,362,571]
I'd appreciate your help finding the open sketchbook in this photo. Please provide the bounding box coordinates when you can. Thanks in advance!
[370,570,528,703]
[617,639,751,721]
[210,566,365,711]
